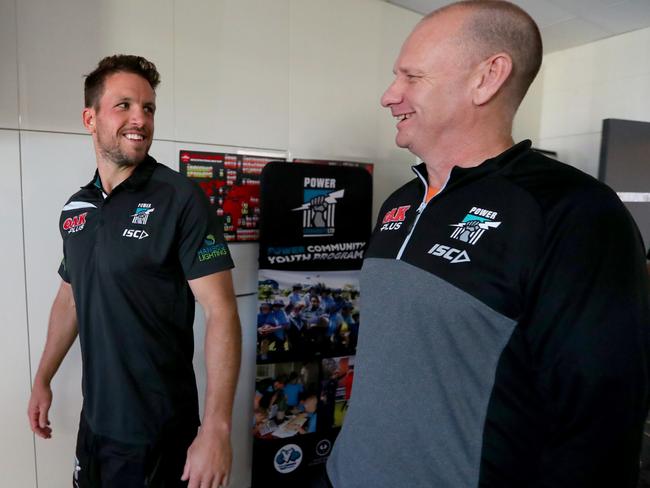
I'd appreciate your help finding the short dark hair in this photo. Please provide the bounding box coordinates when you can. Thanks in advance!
[425,1,542,107]
[84,54,160,109]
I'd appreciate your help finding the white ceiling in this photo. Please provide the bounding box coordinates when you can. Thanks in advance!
[386,0,650,52]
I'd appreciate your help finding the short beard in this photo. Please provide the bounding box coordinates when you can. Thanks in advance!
[97,130,148,168]
[100,146,143,168]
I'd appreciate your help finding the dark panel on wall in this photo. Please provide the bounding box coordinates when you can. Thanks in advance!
[599,118,650,250]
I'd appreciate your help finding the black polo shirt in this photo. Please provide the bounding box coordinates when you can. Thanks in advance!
[58,155,234,443]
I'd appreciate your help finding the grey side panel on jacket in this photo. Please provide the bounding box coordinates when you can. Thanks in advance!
[327,258,516,488]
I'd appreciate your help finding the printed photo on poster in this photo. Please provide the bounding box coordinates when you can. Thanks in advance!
[254,361,320,440]
[179,150,285,242]
[252,163,371,487]
[320,356,355,430]
[257,270,360,363]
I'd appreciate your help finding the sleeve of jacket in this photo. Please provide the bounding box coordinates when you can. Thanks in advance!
[177,180,234,280]
[524,183,650,488]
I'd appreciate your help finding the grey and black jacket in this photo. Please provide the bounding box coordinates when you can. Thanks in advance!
[328,140,650,488]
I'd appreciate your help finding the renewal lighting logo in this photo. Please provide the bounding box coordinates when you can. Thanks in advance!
[292,177,344,238]
[197,234,229,262]
[131,203,155,225]
[449,206,501,245]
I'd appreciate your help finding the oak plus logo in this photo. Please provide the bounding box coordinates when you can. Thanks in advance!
[450,206,501,245]
[380,205,410,232]
[62,212,88,234]
[292,177,344,238]
[131,203,155,225]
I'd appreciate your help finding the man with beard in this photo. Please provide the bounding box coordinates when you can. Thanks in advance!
[324,2,650,488]
[27,55,241,488]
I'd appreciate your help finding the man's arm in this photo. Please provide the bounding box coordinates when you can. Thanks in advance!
[526,187,650,487]
[183,270,242,488]
[27,280,78,439]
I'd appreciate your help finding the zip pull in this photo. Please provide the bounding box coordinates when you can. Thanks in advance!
[417,201,427,213]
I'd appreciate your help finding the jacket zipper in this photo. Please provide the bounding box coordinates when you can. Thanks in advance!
[396,167,448,260]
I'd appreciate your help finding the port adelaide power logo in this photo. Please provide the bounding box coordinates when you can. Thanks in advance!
[123,202,155,240]
[428,206,501,265]
[449,206,501,245]
[131,202,155,225]
[292,177,344,238]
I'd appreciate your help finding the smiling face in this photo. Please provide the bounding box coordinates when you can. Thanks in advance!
[381,9,475,160]
[84,71,155,167]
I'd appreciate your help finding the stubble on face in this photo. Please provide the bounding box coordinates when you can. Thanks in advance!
[96,127,147,168]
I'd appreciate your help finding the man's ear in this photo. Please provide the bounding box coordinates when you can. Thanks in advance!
[82,107,95,133]
[472,52,513,106]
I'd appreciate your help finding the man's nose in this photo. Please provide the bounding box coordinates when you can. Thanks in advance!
[129,106,148,126]
[381,79,401,107]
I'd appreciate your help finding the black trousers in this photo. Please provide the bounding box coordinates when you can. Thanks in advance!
[73,413,197,488]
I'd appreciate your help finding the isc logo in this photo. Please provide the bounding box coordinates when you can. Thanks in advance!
[122,229,149,240]
[428,243,470,264]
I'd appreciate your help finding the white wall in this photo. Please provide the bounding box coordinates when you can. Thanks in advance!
[0,0,421,486]
[0,130,36,488]
[0,0,18,128]
[512,68,545,147]
[175,0,290,150]
[514,26,650,176]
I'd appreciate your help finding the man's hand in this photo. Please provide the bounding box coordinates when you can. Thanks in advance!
[27,279,78,440]
[181,426,232,487]
[187,271,240,487]
[28,381,53,439]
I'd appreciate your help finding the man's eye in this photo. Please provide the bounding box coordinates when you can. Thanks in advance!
[144,106,155,114]
[116,102,128,109]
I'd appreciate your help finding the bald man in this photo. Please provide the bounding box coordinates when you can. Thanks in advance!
[324,2,650,487]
